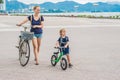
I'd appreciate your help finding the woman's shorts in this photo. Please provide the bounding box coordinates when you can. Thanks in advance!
[33,34,42,39]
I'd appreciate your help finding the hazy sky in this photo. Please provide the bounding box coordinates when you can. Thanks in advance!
[17,0,120,4]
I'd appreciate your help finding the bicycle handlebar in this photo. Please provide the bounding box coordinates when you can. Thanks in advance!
[54,47,66,49]
[16,25,30,31]
[16,25,29,28]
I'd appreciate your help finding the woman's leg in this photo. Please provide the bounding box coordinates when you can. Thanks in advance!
[37,38,42,53]
[32,38,39,64]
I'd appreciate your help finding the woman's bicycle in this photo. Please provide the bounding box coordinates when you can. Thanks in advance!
[16,26,34,67]
[51,47,68,70]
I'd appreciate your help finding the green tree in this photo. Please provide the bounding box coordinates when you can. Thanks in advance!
[0,0,3,3]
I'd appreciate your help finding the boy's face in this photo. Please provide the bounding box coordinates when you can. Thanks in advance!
[60,31,66,36]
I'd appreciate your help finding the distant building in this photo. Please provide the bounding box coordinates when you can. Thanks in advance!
[0,0,6,11]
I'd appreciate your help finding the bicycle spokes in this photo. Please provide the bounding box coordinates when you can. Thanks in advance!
[19,41,30,66]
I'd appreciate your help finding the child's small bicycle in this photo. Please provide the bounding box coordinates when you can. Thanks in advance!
[51,47,68,70]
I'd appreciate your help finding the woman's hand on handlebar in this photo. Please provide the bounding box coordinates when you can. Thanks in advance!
[16,24,22,27]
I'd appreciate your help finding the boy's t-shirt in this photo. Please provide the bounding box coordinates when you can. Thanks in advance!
[58,36,69,48]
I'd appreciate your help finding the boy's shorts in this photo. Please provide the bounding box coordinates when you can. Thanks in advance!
[62,48,69,55]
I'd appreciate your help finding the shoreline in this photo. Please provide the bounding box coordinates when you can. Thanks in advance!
[1,12,120,19]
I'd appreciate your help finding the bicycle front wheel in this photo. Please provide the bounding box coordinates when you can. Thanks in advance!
[19,40,30,66]
[60,57,67,70]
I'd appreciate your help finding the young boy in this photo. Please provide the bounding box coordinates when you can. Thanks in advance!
[56,28,73,68]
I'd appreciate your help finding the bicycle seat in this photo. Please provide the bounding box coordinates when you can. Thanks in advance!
[54,52,59,54]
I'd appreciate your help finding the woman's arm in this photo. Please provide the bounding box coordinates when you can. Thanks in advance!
[17,18,29,26]
[40,21,44,28]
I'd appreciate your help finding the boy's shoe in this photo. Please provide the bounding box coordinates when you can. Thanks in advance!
[69,63,73,68]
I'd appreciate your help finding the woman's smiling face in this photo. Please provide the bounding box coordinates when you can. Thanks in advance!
[34,6,40,14]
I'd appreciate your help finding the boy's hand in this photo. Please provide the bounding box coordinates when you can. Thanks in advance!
[55,45,59,48]
[16,24,22,26]
[64,45,68,48]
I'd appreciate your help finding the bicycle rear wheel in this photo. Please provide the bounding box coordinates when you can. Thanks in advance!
[51,55,57,66]
[19,40,30,66]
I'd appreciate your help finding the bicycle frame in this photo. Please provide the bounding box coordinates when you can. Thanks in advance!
[54,52,63,62]
[53,47,65,63]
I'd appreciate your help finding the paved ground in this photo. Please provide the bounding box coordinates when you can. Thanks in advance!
[0,16,120,80]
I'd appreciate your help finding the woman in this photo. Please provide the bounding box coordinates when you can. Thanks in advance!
[17,6,44,65]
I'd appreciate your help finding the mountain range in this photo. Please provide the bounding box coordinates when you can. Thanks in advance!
[6,0,120,12]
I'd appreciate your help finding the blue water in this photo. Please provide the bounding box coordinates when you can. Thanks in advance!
[10,12,120,17]
[41,12,120,17]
